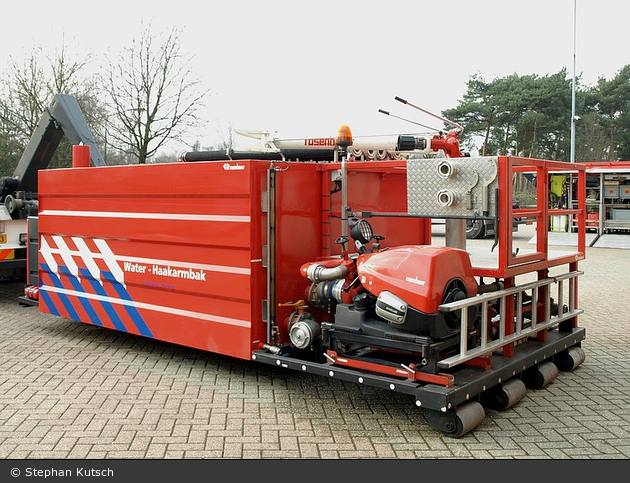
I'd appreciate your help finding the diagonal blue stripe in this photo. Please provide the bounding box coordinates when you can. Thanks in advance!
[42,265,81,321]
[38,284,61,317]
[61,268,104,327]
[101,271,154,338]
[79,270,128,333]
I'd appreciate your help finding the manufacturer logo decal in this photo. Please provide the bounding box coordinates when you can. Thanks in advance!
[405,276,426,286]
[223,163,245,171]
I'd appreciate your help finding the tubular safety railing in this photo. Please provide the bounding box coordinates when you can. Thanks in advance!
[437,270,583,369]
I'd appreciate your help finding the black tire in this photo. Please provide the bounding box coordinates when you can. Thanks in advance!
[466,220,485,239]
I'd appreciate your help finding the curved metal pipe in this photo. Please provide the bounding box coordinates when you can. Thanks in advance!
[306,263,349,283]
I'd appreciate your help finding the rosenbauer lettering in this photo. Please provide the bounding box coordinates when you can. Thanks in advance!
[304,137,335,146]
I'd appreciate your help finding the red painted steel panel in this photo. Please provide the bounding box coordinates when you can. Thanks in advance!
[323,161,430,252]
[38,216,252,248]
[36,159,430,359]
[38,161,255,199]
[272,163,323,335]
[38,160,276,360]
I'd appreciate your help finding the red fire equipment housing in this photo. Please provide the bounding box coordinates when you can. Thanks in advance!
[429,129,463,158]
[19,96,588,438]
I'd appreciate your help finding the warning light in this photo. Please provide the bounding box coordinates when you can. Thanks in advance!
[335,125,353,148]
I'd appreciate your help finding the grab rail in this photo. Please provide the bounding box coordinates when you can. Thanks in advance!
[437,270,583,369]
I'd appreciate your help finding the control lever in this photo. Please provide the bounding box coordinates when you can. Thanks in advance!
[372,234,385,252]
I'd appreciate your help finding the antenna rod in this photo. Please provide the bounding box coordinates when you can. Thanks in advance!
[395,96,464,131]
[378,109,438,131]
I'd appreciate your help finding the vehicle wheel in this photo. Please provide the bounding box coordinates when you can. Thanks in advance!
[442,401,485,438]
[480,378,527,411]
[466,220,485,239]
[523,361,558,390]
[555,346,586,372]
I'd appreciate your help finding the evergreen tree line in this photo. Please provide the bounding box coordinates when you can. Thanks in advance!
[442,66,630,162]
[2,41,629,180]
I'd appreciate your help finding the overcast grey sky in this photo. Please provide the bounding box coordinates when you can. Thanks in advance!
[2,0,628,153]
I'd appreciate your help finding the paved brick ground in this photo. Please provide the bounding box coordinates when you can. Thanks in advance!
[1,225,629,459]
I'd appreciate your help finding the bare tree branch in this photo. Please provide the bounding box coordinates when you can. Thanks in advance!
[104,22,210,163]
[0,41,107,174]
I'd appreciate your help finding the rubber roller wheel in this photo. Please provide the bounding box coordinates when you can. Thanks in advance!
[481,378,527,411]
[555,346,586,372]
[524,361,558,390]
[442,401,485,439]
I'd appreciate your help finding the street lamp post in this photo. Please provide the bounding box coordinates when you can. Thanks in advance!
[570,0,577,163]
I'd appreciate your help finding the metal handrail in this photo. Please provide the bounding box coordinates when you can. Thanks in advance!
[437,270,583,369]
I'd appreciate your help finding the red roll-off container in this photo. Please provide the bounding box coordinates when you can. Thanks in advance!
[36,159,426,360]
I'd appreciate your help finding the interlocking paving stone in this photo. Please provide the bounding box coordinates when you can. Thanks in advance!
[1,226,630,459]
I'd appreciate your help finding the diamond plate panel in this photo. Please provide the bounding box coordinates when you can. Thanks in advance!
[407,156,499,218]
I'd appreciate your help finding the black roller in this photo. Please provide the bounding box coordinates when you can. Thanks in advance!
[555,346,586,372]
[480,378,527,411]
[444,401,485,438]
[523,361,558,390]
